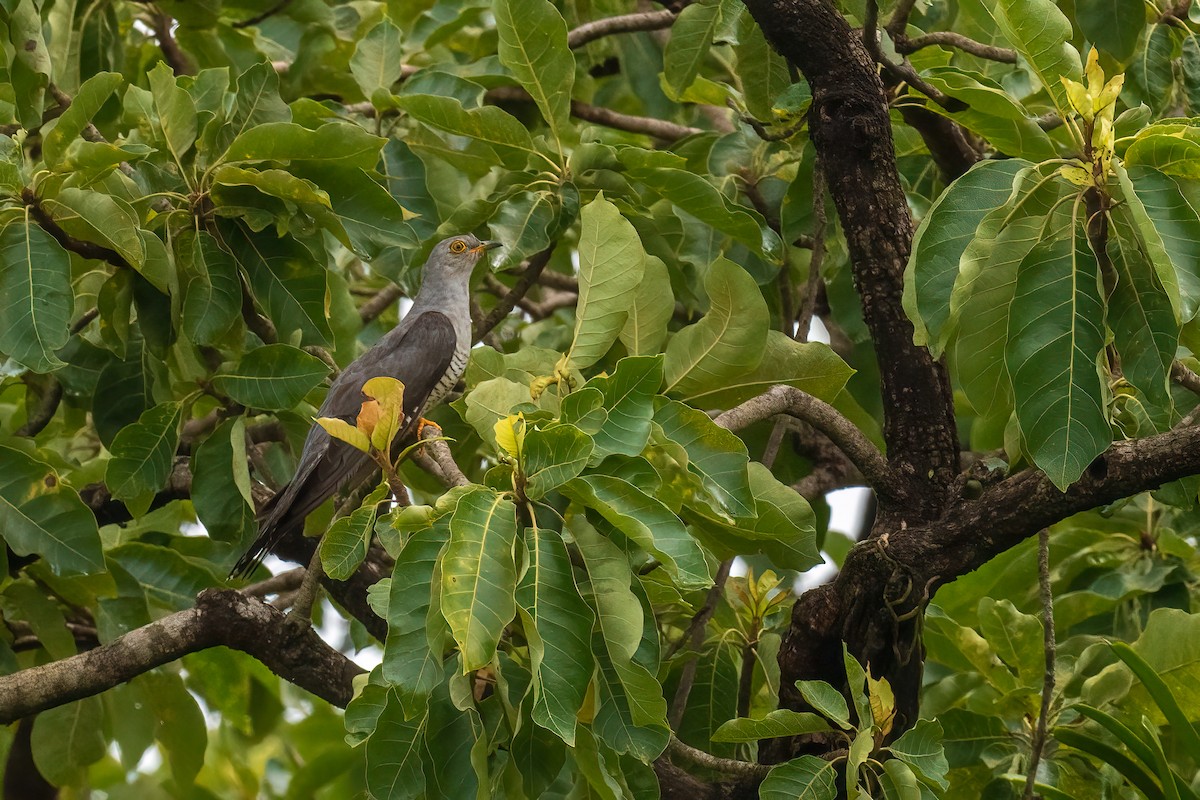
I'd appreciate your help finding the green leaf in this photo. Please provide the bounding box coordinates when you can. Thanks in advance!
[523,424,594,499]
[904,158,1027,353]
[106,402,183,505]
[222,122,386,171]
[351,18,406,103]
[674,638,740,757]
[441,488,519,670]
[216,61,291,155]
[462,376,531,447]
[683,332,853,409]
[148,62,197,165]
[44,187,144,268]
[486,189,558,268]
[879,760,924,800]
[1125,132,1200,181]
[322,483,389,580]
[795,680,851,729]
[365,691,426,800]
[140,671,208,787]
[109,542,216,611]
[622,149,783,259]
[226,225,333,346]
[592,638,671,761]
[712,710,832,742]
[735,12,792,121]
[30,697,107,786]
[760,755,838,800]
[494,0,574,155]
[565,474,709,589]
[1005,224,1110,490]
[1053,725,1163,799]
[654,398,755,518]
[1076,0,1145,61]
[889,719,950,790]
[918,69,1057,161]
[0,216,73,372]
[192,418,256,544]
[516,525,595,745]
[566,194,646,369]
[1124,166,1200,322]
[994,0,1083,116]
[585,355,663,459]
[1118,630,1200,756]
[42,72,124,167]
[178,229,242,346]
[619,254,673,357]
[297,163,419,260]
[383,523,449,718]
[663,2,719,100]
[422,671,482,799]
[397,94,540,166]
[212,344,329,411]
[663,256,769,399]
[978,597,1044,686]
[1127,24,1176,114]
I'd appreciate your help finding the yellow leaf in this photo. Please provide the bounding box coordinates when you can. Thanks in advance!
[1059,164,1092,187]
[317,416,371,453]
[494,413,526,461]
[867,673,896,736]
[1061,77,1092,120]
[1085,47,1104,96]
[362,376,407,453]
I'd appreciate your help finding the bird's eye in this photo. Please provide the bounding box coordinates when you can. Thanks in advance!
[450,240,468,253]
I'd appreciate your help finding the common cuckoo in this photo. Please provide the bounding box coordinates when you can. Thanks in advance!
[230,234,499,577]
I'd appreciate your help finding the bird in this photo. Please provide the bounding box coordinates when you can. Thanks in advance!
[230,234,500,577]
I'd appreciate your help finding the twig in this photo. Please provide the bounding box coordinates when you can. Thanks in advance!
[1172,361,1200,397]
[896,32,1017,63]
[569,99,703,140]
[148,7,194,75]
[359,284,404,324]
[0,589,364,723]
[474,247,555,341]
[15,378,63,438]
[241,567,305,598]
[419,423,470,487]
[668,559,734,727]
[567,9,678,48]
[863,0,964,112]
[70,307,99,335]
[665,736,772,779]
[287,547,325,624]
[233,0,293,28]
[884,0,919,38]
[761,418,790,469]
[537,270,578,292]
[1023,528,1055,800]
[715,385,899,502]
[737,634,758,718]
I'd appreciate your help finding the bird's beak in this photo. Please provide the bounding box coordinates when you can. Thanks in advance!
[472,241,502,254]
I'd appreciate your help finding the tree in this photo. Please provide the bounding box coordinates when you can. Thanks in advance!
[2,0,1200,797]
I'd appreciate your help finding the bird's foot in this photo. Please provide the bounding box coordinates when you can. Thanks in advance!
[416,417,441,440]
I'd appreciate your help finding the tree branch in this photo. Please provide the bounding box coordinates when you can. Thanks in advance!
[418,423,470,487]
[568,9,678,48]
[474,247,555,341]
[14,377,62,438]
[359,284,405,324]
[664,736,772,779]
[0,589,364,724]
[715,386,899,502]
[896,31,1017,63]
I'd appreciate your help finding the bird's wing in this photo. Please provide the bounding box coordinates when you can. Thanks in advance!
[230,311,460,577]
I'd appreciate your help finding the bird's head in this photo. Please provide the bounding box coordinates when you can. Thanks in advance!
[426,234,501,281]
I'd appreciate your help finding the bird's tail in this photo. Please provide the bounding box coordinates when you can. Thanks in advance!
[228,485,302,579]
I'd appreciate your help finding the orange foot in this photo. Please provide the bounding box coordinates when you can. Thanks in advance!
[416,417,440,439]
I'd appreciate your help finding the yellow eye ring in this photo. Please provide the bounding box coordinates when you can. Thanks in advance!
[450,239,468,253]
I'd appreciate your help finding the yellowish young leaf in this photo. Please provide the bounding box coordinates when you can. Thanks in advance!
[317,416,371,453]
[494,413,526,461]
[867,672,896,736]
[361,376,406,453]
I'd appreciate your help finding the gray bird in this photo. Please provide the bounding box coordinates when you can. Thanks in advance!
[230,234,499,577]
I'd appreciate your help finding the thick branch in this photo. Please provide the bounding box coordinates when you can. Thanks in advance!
[359,284,405,324]
[896,31,1017,63]
[715,386,899,502]
[418,423,470,487]
[743,0,959,517]
[0,589,363,723]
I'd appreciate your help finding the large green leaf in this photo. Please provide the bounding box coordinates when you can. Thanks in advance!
[109,542,216,611]
[564,474,710,589]
[215,62,291,155]
[583,355,663,460]
[918,70,1057,162]
[148,62,197,166]
[1124,166,1200,321]
[105,401,183,505]
[888,719,950,790]
[212,344,329,411]
[654,398,755,518]
[421,670,482,798]
[191,418,255,544]
[570,517,647,676]
[296,163,419,261]
[760,755,838,800]
[494,0,574,155]
[618,254,673,357]
[994,0,1082,116]
[592,638,671,761]
[350,18,406,103]
[663,257,769,399]
[226,225,332,346]
[222,122,386,170]
[566,194,646,369]
[44,187,144,268]
[0,216,73,372]
[663,2,719,100]
[462,376,531,447]
[178,229,242,347]
[1076,0,1145,61]
[515,525,595,745]
[735,11,792,121]
[30,697,107,786]
[140,671,207,787]
[321,482,390,580]
[0,444,103,575]
[522,424,593,499]
[1005,225,1110,490]
[42,72,124,167]
[622,149,783,259]
[365,691,426,800]
[1129,608,1200,729]
[383,523,448,718]
[683,332,853,409]
[441,488,519,670]
[397,94,541,167]
[712,710,832,742]
[904,158,1027,353]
